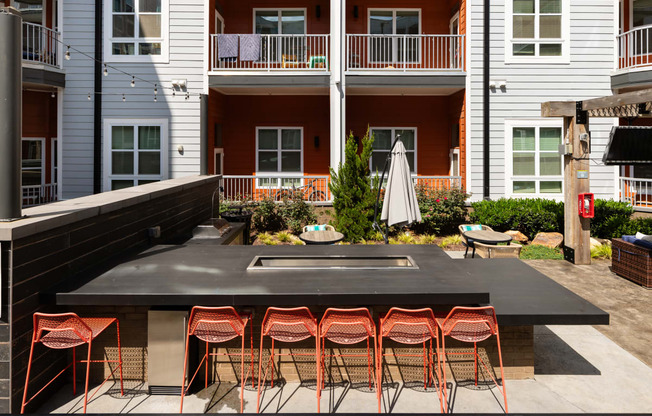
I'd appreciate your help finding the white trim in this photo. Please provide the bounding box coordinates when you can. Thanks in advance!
[252,8,308,35]
[505,0,570,64]
[369,127,418,174]
[215,10,225,34]
[56,87,63,199]
[504,119,565,199]
[104,0,170,63]
[464,4,471,197]
[449,148,460,177]
[450,11,460,35]
[255,127,304,187]
[21,137,46,186]
[367,9,422,65]
[51,137,58,185]
[213,148,224,175]
[102,118,169,192]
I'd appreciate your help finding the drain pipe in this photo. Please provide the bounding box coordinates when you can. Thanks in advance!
[0,8,23,220]
[93,0,102,193]
[200,94,208,175]
[482,0,491,200]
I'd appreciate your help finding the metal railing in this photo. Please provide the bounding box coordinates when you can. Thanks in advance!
[620,177,652,209]
[210,34,330,71]
[222,175,331,202]
[22,183,58,207]
[346,34,465,71]
[617,25,652,70]
[22,22,61,68]
[413,175,463,190]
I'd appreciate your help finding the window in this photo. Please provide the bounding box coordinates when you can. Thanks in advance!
[506,120,563,196]
[254,9,306,63]
[12,0,44,25]
[631,0,652,54]
[368,9,420,63]
[369,128,417,174]
[507,0,569,62]
[103,119,168,191]
[22,138,44,186]
[256,127,303,188]
[105,0,168,62]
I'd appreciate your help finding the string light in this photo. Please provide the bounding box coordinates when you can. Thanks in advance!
[51,91,55,98]
[185,92,189,100]
[88,93,91,101]
[65,46,71,60]
[122,94,126,102]
[154,84,158,95]
[103,64,108,76]
[154,96,157,102]
[131,76,135,87]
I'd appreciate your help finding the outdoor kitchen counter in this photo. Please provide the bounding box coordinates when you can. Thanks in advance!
[54,245,609,326]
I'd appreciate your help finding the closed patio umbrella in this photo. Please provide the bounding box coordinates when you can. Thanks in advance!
[380,140,422,229]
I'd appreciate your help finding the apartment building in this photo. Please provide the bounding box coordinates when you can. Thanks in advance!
[9,0,628,204]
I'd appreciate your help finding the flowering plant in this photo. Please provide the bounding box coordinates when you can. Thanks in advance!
[411,186,469,235]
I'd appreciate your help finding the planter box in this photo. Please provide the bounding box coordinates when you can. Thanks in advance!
[612,238,652,289]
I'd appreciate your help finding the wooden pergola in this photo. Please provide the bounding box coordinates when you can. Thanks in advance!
[542,88,652,265]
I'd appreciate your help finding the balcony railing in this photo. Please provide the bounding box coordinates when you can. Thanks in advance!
[346,34,465,72]
[222,174,463,203]
[616,25,652,70]
[620,177,652,210]
[22,183,58,207]
[210,34,329,71]
[23,22,61,68]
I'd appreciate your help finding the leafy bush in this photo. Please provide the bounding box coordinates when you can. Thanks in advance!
[278,190,317,234]
[591,200,633,238]
[613,217,652,236]
[252,197,285,232]
[439,234,462,248]
[411,187,468,235]
[591,244,612,259]
[470,198,564,240]
[519,244,564,260]
[329,130,379,242]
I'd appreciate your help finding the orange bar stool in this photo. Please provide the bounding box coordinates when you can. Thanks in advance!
[436,306,508,413]
[21,312,124,414]
[179,306,254,413]
[256,307,319,413]
[378,307,443,414]
[318,308,377,405]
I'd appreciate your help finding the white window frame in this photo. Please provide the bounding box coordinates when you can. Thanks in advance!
[369,127,418,175]
[505,0,570,64]
[252,8,308,35]
[215,9,225,34]
[449,148,460,177]
[11,0,46,26]
[21,137,45,186]
[51,137,58,184]
[103,118,169,192]
[255,127,304,188]
[104,0,170,63]
[505,119,564,198]
[367,8,422,65]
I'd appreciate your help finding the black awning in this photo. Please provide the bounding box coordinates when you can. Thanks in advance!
[603,126,652,165]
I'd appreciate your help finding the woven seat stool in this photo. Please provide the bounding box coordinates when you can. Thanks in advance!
[21,313,124,414]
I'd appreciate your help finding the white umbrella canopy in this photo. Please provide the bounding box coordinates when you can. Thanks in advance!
[380,140,422,227]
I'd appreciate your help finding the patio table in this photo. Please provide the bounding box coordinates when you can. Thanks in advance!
[299,230,344,245]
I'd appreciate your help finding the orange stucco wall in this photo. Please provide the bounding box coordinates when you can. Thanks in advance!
[208,93,331,175]
[346,95,463,177]
[23,90,57,184]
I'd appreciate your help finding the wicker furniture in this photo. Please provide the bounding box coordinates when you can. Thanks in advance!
[612,238,652,288]
[458,224,495,258]
[474,241,523,259]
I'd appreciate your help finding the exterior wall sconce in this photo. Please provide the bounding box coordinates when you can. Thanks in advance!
[314,136,320,148]
[353,6,359,19]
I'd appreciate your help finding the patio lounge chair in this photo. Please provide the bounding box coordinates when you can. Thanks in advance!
[459,224,494,258]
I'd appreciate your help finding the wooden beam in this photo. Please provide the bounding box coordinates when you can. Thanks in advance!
[541,101,575,117]
[581,88,652,112]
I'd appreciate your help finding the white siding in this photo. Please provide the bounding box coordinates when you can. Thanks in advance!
[467,0,619,201]
[62,0,206,198]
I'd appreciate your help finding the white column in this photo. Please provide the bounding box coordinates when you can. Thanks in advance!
[329,0,345,170]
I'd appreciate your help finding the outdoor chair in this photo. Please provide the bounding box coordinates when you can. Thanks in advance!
[459,224,494,258]
[377,307,444,413]
[318,308,377,408]
[21,313,124,414]
[257,307,320,413]
[436,306,508,413]
[303,224,335,233]
[180,306,254,413]
[473,241,522,259]
[282,54,301,68]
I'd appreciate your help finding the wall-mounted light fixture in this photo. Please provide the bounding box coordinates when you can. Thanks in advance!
[314,136,320,148]
[316,5,321,18]
[353,6,359,19]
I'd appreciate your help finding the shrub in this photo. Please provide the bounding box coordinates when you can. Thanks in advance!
[411,187,468,236]
[519,244,564,260]
[278,190,317,234]
[613,217,652,236]
[591,244,612,259]
[591,200,633,238]
[439,234,462,248]
[397,232,415,244]
[418,234,438,245]
[276,231,292,242]
[252,197,285,232]
[470,198,563,240]
[329,130,379,242]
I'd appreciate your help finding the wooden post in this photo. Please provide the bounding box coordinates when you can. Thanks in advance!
[563,115,591,265]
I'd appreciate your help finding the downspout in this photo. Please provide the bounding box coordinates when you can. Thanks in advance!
[93,0,102,193]
[482,0,490,200]
[200,94,208,175]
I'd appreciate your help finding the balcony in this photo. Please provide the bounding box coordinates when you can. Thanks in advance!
[22,183,58,208]
[613,25,652,90]
[345,34,466,94]
[620,176,652,211]
[22,22,61,68]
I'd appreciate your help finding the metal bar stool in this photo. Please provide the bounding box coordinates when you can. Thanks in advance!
[180,306,254,413]
[436,306,508,413]
[256,307,320,413]
[378,307,443,413]
[21,312,124,414]
[318,308,377,408]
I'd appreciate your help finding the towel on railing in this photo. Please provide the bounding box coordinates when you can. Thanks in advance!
[217,34,238,59]
[239,34,261,61]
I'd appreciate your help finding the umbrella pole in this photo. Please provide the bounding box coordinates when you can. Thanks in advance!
[372,136,403,244]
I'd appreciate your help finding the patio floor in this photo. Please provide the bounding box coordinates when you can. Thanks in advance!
[36,255,652,414]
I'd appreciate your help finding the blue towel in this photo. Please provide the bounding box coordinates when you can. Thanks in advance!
[622,235,636,243]
[239,34,261,61]
[634,238,652,250]
[217,34,238,59]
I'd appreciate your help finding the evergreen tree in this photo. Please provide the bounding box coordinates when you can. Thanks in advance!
[329,129,378,242]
